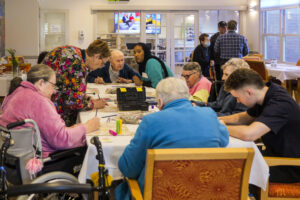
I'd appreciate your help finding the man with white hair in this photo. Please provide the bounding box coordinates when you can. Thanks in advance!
[87,49,141,84]
[115,77,229,200]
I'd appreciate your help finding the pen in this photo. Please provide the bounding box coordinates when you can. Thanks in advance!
[101,114,117,118]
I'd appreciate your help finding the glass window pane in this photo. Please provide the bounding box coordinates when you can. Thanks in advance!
[261,0,300,8]
[219,10,240,32]
[199,10,218,34]
[265,36,280,60]
[285,8,300,34]
[266,10,280,34]
[284,36,300,63]
[175,51,184,62]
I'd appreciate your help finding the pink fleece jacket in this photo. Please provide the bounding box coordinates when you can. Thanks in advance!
[0,81,86,157]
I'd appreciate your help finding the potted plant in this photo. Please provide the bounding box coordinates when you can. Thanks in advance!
[7,48,19,77]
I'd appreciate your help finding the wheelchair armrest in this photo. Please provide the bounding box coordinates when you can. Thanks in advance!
[48,146,86,162]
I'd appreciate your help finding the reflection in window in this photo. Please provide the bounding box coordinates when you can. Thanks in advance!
[284,36,300,62]
[265,36,280,60]
[266,10,280,34]
[285,8,300,34]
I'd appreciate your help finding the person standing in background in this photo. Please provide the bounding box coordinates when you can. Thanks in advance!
[192,33,211,77]
[214,20,249,67]
[210,21,228,81]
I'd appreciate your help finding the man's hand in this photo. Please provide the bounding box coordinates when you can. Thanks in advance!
[116,77,132,84]
[210,60,215,66]
[95,77,105,84]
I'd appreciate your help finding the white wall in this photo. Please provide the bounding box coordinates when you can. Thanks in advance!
[5,0,39,56]
[5,0,261,55]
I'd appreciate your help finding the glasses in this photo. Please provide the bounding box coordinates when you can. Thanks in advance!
[98,56,109,63]
[46,81,59,90]
[181,72,197,79]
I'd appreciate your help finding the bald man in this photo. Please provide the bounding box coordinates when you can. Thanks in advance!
[87,50,141,84]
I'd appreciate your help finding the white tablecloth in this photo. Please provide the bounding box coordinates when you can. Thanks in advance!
[266,63,300,82]
[79,135,269,190]
[0,74,14,96]
[0,73,27,97]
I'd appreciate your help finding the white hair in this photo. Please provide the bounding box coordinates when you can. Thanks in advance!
[110,49,124,60]
[156,77,190,105]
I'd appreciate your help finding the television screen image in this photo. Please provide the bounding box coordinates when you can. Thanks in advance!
[115,12,140,34]
[146,14,161,34]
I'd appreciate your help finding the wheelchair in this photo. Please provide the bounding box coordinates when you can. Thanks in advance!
[0,119,111,200]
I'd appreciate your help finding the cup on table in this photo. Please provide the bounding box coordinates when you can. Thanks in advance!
[271,59,277,68]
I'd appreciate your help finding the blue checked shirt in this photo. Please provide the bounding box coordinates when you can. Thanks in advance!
[214,31,249,59]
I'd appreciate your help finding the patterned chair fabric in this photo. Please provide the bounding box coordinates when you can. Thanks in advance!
[269,182,300,198]
[152,160,245,200]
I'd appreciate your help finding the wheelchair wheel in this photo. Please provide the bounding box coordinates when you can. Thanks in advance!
[16,171,87,200]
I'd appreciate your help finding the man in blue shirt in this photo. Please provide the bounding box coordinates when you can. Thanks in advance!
[115,77,229,200]
[214,20,249,66]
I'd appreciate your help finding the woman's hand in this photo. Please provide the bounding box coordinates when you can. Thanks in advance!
[133,75,143,86]
[93,98,108,109]
[84,117,100,133]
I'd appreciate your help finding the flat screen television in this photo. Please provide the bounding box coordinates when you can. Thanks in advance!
[114,12,141,34]
[146,14,161,34]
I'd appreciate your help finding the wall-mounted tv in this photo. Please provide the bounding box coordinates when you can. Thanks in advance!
[114,12,141,34]
[146,14,161,34]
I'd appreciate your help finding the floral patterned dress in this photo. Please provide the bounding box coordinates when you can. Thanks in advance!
[44,45,93,126]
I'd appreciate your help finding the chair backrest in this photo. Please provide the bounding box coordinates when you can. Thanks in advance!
[296,58,300,66]
[245,60,269,81]
[143,148,254,200]
[243,56,262,61]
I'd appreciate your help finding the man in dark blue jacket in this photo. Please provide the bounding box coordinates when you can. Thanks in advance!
[87,49,141,84]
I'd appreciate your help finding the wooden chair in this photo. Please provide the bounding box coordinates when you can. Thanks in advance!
[127,148,254,200]
[245,60,269,81]
[260,157,300,200]
[243,56,262,61]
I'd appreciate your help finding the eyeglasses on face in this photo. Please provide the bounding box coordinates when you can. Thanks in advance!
[46,81,59,90]
[181,72,197,79]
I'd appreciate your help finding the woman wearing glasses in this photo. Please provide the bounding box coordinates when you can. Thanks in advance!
[181,62,212,102]
[43,40,110,126]
[0,65,100,161]
[133,42,173,88]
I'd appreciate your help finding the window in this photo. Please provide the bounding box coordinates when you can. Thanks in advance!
[261,5,300,63]
[199,10,240,35]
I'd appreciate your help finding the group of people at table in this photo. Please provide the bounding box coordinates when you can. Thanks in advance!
[0,27,300,199]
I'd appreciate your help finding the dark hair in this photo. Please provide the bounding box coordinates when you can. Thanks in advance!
[37,51,49,64]
[8,64,55,95]
[86,39,111,58]
[224,68,265,92]
[218,21,227,28]
[134,42,169,86]
[199,33,209,42]
[227,20,237,31]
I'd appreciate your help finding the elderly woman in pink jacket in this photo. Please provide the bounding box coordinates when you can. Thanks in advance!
[0,64,100,175]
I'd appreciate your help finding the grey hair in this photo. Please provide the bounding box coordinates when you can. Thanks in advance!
[221,58,250,71]
[183,62,201,73]
[27,64,55,84]
[156,77,190,105]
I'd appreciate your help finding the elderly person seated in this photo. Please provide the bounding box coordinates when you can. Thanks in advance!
[87,49,141,84]
[0,64,100,175]
[181,62,212,102]
[194,58,249,116]
[115,77,229,200]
